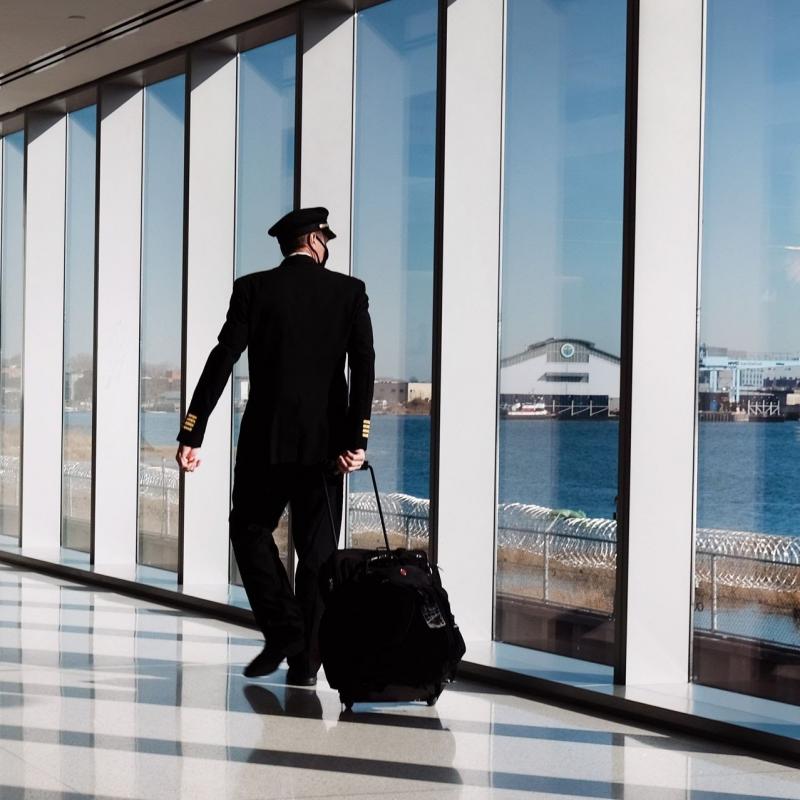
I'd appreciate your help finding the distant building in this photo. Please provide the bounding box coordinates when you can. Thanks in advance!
[373,380,409,404]
[372,380,432,405]
[407,382,432,403]
[233,375,249,407]
[500,338,620,400]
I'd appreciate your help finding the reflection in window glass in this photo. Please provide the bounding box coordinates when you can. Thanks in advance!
[495,0,627,663]
[695,0,800,706]
[350,0,438,551]
[0,131,25,546]
[62,106,97,553]
[231,37,296,584]
[138,76,185,572]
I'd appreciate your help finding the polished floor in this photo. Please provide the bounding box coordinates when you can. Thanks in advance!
[0,564,798,800]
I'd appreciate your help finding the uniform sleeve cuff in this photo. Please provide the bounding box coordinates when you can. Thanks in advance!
[177,430,203,448]
[178,411,204,447]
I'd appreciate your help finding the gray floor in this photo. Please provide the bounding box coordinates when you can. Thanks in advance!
[0,564,798,799]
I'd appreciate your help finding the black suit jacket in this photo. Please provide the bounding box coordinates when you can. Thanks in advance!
[176,254,375,465]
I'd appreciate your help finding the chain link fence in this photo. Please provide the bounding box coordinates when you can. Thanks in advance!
[4,454,799,648]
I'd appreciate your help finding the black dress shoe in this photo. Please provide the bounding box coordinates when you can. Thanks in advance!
[285,668,318,687]
[244,641,303,679]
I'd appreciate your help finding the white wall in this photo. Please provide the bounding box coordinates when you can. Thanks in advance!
[92,84,144,567]
[181,48,238,587]
[623,0,703,685]
[437,0,505,643]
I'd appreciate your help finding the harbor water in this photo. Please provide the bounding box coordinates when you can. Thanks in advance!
[40,410,800,539]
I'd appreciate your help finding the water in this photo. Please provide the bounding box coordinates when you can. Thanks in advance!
[11,410,800,538]
[498,420,618,519]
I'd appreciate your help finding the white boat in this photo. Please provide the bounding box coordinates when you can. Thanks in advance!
[504,401,550,419]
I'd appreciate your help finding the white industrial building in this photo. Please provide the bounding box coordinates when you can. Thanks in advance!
[500,338,620,398]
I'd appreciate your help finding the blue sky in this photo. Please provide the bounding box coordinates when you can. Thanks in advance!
[0,132,25,362]
[15,0,800,390]
[64,105,98,370]
[352,0,438,382]
[702,0,800,354]
[501,0,627,360]
[140,75,186,372]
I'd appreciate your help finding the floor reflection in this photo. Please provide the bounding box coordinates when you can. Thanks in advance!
[0,563,798,799]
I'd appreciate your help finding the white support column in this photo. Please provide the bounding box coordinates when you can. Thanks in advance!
[436,0,504,643]
[20,111,67,552]
[93,84,144,568]
[300,5,355,276]
[181,48,237,588]
[624,0,703,684]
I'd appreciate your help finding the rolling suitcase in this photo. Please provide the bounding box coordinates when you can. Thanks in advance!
[318,462,465,711]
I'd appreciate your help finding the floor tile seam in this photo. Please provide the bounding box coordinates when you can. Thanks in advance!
[1,624,257,647]
[269,788,463,800]
[0,739,79,793]
[2,732,506,770]
[14,732,763,797]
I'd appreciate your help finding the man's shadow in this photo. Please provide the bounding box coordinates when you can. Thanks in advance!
[244,682,324,719]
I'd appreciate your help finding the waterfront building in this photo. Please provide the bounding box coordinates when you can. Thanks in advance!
[500,337,620,400]
[0,0,799,795]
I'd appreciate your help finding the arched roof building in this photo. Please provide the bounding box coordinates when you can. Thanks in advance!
[500,338,620,398]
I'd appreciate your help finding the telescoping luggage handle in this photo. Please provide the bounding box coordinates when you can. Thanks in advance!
[322,461,391,552]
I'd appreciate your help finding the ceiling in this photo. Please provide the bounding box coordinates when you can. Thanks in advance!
[0,0,295,117]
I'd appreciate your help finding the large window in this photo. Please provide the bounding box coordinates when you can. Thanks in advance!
[350,0,438,551]
[495,0,628,663]
[0,131,25,546]
[62,105,97,553]
[231,36,296,583]
[694,0,800,706]
[138,76,186,572]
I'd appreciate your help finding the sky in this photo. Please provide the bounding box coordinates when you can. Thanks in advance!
[140,75,186,372]
[64,105,98,371]
[10,0,800,392]
[352,0,438,382]
[501,0,627,361]
[0,131,24,364]
[701,0,800,355]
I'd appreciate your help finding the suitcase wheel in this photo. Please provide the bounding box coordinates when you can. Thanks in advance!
[426,684,443,706]
[340,695,354,712]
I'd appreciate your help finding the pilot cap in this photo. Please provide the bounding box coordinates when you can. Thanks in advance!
[267,207,337,241]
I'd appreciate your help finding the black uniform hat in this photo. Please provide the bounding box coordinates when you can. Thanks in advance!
[267,206,337,241]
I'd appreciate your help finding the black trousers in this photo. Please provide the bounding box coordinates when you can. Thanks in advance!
[229,460,343,674]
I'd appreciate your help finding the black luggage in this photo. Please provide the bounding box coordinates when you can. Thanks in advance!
[318,463,466,711]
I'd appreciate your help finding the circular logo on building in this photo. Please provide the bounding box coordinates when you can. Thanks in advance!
[561,342,576,359]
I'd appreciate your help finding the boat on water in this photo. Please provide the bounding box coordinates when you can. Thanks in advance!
[503,401,551,419]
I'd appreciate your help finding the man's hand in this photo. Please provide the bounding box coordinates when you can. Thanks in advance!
[336,449,366,475]
[176,444,202,473]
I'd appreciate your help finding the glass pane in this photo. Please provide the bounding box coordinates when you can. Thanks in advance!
[230,37,296,584]
[62,106,97,553]
[138,76,186,572]
[495,0,628,663]
[350,0,438,552]
[694,0,800,705]
[0,131,25,546]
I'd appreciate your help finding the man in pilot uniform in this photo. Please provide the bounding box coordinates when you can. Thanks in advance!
[175,207,375,686]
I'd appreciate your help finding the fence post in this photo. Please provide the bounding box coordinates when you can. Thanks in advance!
[161,457,167,537]
[711,553,718,632]
[543,530,550,602]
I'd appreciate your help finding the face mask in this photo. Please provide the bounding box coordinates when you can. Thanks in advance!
[320,240,329,267]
